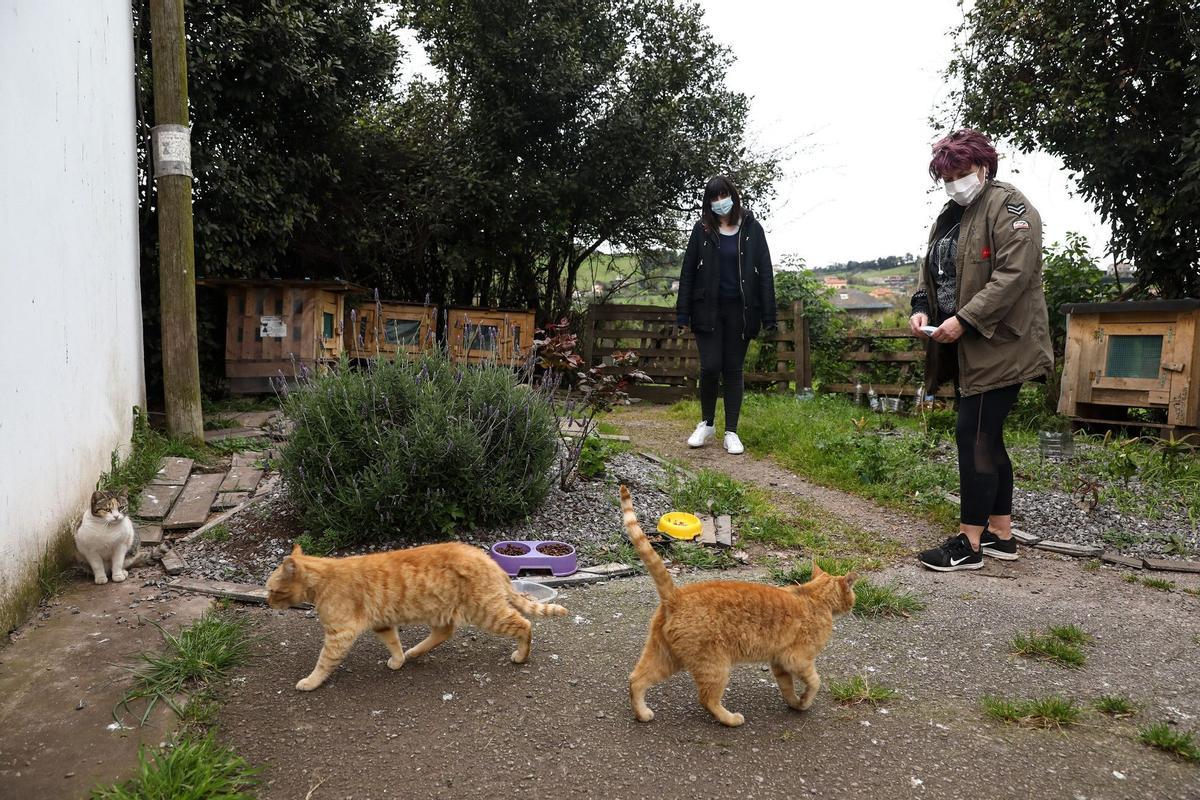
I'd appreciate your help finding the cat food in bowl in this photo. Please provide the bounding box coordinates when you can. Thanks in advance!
[489,540,577,577]
[511,579,559,603]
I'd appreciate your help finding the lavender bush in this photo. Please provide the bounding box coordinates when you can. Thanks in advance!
[279,353,556,547]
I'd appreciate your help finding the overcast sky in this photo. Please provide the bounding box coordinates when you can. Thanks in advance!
[396,1,1112,268]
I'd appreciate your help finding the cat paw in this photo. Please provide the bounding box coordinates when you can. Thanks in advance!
[721,712,746,727]
[634,709,655,723]
[112,571,128,583]
[799,695,816,711]
[387,656,405,670]
[93,575,108,585]
[510,650,528,664]
[295,677,322,691]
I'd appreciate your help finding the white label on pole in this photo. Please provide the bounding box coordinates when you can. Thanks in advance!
[151,124,193,178]
[259,316,287,338]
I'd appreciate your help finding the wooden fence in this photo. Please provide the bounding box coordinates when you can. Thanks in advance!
[581,302,810,402]
[821,328,954,399]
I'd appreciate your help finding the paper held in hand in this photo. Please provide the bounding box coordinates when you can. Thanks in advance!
[919,325,938,336]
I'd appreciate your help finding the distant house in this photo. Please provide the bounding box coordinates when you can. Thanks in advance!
[823,276,848,288]
[883,275,912,289]
[868,287,896,300]
[830,288,893,318]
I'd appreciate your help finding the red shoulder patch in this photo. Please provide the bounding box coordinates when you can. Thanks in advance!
[981,246,991,259]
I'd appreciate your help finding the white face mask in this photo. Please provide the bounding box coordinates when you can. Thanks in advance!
[711,197,734,216]
[945,172,984,206]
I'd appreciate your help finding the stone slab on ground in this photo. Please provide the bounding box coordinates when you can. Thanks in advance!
[181,476,280,543]
[231,451,265,467]
[135,483,182,521]
[1100,551,1143,569]
[160,548,187,575]
[715,514,733,548]
[135,523,163,546]
[233,411,276,428]
[204,427,265,443]
[1142,557,1200,574]
[522,572,606,589]
[1011,528,1042,546]
[582,563,637,577]
[1035,540,1101,557]
[152,456,193,486]
[169,577,311,608]
[220,466,263,493]
[212,491,251,511]
[698,514,716,545]
[163,472,225,529]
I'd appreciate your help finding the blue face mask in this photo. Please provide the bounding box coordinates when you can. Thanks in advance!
[711,197,734,216]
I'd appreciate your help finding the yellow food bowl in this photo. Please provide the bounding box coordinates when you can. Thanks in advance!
[657,512,703,541]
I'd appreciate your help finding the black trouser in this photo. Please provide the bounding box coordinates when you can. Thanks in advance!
[694,298,750,432]
[957,383,1021,526]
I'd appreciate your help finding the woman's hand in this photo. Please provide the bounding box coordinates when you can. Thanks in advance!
[909,312,929,336]
[931,316,964,343]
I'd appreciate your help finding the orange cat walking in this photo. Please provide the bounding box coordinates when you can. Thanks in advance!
[620,485,858,726]
[266,542,567,691]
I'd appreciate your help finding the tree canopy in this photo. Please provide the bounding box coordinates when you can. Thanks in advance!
[945,0,1200,298]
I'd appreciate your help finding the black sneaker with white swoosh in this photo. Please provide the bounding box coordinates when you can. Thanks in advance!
[918,533,984,572]
[980,530,1018,560]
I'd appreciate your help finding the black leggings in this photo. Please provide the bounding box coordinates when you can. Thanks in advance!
[957,383,1021,526]
[694,299,750,432]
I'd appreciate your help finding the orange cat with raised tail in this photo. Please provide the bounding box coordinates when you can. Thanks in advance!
[620,485,858,726]
[266,542,567,691]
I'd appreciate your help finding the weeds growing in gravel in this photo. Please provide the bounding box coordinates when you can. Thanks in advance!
[90,733,259,799]
[1011,626,1091,668]
[200,524,231,543]
[852,580,926,618]
[668,542,736,570]
[982,696,1081,729]
[828,675,895,705]
[1140,577,1176,592]
[1138,722,1200,762]
[1123,573,1140,584]
[118,610,253,723]
[1094,695,1136,717]
[666,469,750,517]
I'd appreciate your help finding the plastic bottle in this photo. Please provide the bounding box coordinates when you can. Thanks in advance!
[854,380,863,406]
[868,386,879,412]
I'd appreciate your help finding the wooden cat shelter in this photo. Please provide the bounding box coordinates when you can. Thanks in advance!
[198,278,364,393]
[1058,299,1200,431]
[344,301,438,359]
[446,307,535,365]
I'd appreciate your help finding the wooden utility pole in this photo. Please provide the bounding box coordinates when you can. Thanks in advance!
[149,0,203,442]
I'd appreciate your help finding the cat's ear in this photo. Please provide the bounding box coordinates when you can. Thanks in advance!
[281,556,297,577]
[117,488,130,501]
[810,560,825,577]
[291,543,304,556]
[90,490,105,505]
[841,571,860,586]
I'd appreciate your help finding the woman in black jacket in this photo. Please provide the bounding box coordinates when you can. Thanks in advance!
[675,175,777,454]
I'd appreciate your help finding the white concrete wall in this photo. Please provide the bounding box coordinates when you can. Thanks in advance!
[0,1,145,610]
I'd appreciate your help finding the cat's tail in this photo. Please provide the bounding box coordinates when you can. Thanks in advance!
[619,485,675,601]
[509,591,568,618]
[123,544,168,569]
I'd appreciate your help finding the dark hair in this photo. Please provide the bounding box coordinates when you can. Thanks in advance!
[928,129,999,181]
[700,175,743,232]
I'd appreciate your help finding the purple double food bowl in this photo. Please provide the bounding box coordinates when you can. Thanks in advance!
[490,540,577,577]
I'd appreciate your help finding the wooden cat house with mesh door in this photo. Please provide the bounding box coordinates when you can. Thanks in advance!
[1058,299,1200,432]
[198,278,365,393]
[344,301,438,359]
[446,307,535,365]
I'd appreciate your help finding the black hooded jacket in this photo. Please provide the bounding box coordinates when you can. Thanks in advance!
[675,211,776,338]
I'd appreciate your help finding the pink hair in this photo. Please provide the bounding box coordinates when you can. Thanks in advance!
[928,129,998,181]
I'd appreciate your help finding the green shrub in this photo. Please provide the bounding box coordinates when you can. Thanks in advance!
[280,354,557,546]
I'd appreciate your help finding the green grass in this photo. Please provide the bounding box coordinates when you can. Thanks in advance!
[1011,626,1092,668]
[206,436,271,457]
[1123,573,1140,583]
[1094,694,1136,717]
[1083,558,1101,571]
[668,542,737,570]
[982,695,1081,729]
[118,610,253,723]
[1183,587,1200,598]
[578,435,630,480]
[1140,577,1176,592]
[203,395,278,414]
[202,417,240,431]
[200,524,231,543]
[90,733,259,799]
[767,557,859,585]
[99,410,211,511]
[1138,722,1200,762]
[827,675,896,705]
[666,469,751,517]
[852,580,926,618]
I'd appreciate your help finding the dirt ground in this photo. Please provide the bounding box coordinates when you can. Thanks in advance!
[214,408,1200,800]
[0,572,212,799]
[5,407,1199,799]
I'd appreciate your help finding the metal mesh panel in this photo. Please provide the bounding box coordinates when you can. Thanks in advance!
[1105,335,1163,379]
[384,318,421,345]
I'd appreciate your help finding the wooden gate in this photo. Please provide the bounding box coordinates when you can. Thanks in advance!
[581,302,810,402]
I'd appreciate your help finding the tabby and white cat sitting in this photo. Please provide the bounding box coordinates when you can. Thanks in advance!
[266,541,568,691]
[620,484,859,727]
[75,489,156,584]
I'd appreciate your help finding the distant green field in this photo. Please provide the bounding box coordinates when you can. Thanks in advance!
[575,252,678,306]
[823,262,918,281]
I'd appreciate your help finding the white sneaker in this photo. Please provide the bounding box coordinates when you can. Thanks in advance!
[687,422,716,448]
[723,432,745,454]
